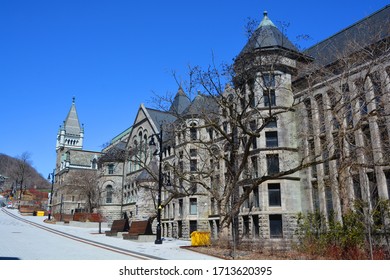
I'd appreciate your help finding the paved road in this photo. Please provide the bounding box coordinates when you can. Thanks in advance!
[0,208,219,260]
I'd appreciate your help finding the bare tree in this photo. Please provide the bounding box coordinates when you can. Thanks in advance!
[66,169,102,213]
[294,19,390,258]
[10,152,33,207]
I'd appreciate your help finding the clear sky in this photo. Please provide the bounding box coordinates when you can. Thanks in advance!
[0,0,389,178]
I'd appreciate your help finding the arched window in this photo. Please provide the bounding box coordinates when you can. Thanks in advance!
[106,185,113,203]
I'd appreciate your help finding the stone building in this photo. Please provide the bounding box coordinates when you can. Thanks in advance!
[294,5,390,222]
[53,6,390,246]
[52,98,101,215]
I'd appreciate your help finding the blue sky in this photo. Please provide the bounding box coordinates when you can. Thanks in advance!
[0,0,388,178]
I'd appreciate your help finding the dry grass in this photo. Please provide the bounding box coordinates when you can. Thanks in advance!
[184,243,320,260]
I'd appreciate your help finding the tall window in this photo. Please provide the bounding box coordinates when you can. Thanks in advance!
[266,154,280,174]
[190,198,197,215]
[242,216,250,237]
[190,159,197,172]
[190,124,197,140]
[106,185,113,204]
[325,185,333,218]
[269,214,283,238]
[108,164,114,175]
[268,183,281,206]
[264,90,276,107]
[263,74,275,88]
[248,121,258,149]
[315,94,326,133]
[265,131,278,147]
[312,181,320,212]
[253,186,260,208]
[252,215,260,237]
[179,199,183,217]
[251,156,259,178]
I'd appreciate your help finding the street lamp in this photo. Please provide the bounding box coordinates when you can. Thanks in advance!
[149,126,163,245]
[47,169,55,220]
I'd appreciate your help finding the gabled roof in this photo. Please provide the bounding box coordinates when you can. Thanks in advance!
[64,97,82,136]
[239,11,299,55]
[304,5,390,67]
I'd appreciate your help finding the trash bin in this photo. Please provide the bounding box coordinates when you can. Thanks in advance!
[190,231,211,246]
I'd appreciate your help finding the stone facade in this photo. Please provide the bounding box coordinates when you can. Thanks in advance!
[53,6,390,245]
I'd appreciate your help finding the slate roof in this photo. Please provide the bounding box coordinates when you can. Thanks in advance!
[145,108,177,128]
[169,87,191,115]
[64,97,82,136]
[239,11,299,55]
[135,160,158,183]
[304,5,390,67]
[181,94,219,117]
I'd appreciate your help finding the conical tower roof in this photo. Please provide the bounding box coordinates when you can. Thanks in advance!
[169,87,191,115]
[64,97,82,136]
[239,11,298,55]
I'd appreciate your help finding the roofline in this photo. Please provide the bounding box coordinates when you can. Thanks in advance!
[304,5,390,53]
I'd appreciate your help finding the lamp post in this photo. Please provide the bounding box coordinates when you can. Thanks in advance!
[47,169,55,220]
[149,126,163,244]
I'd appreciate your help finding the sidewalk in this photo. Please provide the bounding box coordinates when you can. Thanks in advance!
[2,208,220,260]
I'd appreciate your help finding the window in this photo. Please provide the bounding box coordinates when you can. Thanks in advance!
[269,214,283,238]
[263,74,275,88]
[268,183,281,206]
[264,90,276,107]
[253,186,260,208]
[190,198,197,215]
[179,199,183,217]
[243,216,250,237]
[312,181,320,212]
[251,156,259,178]
[108,164,114,175]
[190,159,197,172]
[208,128,214,139]
[325,185,333,218]
[266,154,279,174]
[223,122,228,133]
[265,117,277,128]
[252,215,260,237]
[265,131,278,147]
[106,185,113,204]
[243,186,250,208]
[190,124,197,140]
[189,221,198,235]
[251,136,258,149]
[191,183,197,194]
[190,149,197,157]
[315,94,326,133]
[249,92,256,107]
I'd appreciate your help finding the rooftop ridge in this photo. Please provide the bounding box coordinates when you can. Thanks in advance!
[305,4,390,53]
